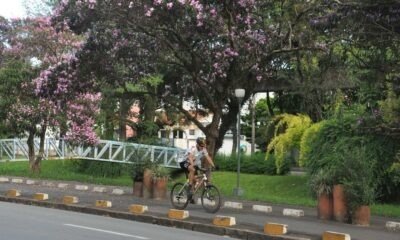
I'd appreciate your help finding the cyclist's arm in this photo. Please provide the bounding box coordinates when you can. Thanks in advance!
[187,152,195,166]
[204,154,215,168]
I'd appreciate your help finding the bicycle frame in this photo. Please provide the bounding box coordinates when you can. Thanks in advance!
[178,172,208,196]
[196,172,208,188]
[170,168,221,213]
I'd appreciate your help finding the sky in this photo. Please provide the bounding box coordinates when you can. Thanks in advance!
[0,0,27,19]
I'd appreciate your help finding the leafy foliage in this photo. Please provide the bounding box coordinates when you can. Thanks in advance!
[70,159,125,178]
[0,60,35,137]
[214,153,277,175]
[309,169,334,197]
[266,114,312,174]
[379,84,400,128]
[299,121,324,167]
[340,147,377,210]
[305,115,400,202]
[51,0,333,157]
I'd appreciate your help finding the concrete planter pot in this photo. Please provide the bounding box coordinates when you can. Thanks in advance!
[142,169,153,199]
[152,177,168,200]
[318,192,333,220]
[352,205,370,226]
[333,184,348,222]
[132,181,143,197]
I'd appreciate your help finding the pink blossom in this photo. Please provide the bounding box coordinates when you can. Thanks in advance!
[145,8,154,17]
[167,2,173,9]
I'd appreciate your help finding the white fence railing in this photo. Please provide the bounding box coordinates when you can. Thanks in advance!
[0,138,185,168]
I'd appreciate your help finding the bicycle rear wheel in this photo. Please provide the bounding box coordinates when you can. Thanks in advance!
[170,182,190,210]
[201,184,221,213]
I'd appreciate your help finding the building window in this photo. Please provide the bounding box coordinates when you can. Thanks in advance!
[173,130,184,138]
[189,129,195,135]
[160,129,168,138]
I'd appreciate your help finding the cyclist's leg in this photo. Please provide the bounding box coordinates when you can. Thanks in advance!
[179,161,189,179]
[188,164,196,186]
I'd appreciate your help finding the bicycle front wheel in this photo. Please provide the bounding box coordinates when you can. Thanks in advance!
[170,182,190,210]
[201,184,221,213]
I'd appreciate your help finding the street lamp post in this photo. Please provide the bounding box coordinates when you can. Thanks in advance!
[233,88,245,197]
[251,94,255,155]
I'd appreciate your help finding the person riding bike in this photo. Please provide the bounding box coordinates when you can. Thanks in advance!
[179,137,215,197]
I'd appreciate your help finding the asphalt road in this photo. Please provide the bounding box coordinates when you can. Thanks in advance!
[0,179,399,240]
[0,202,236,240]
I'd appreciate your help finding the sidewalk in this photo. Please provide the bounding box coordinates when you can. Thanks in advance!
[0,176,399,240]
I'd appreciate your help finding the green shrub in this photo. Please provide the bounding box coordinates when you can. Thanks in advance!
[305,116,400,203]
[266,114,312,174]
[214,153,279,175]
[338,147,377,210]
[299,121,324,167]
[264,153,277,175]
[305,116,358,176]
[70,159,126,178]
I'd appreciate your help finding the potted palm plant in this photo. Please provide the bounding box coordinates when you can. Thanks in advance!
[343,178,375,226]
[340,147,376,226]
[309,169,334,220]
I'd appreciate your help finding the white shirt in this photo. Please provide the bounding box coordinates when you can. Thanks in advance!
[189,146,208,167]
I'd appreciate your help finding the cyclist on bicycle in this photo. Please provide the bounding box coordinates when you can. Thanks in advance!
[179,137,215,196]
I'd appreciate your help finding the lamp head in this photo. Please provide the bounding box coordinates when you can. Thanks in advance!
[234,88,245,99]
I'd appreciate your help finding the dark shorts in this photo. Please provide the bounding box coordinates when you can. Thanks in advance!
[180,161,200,178]
[180,161,189,170]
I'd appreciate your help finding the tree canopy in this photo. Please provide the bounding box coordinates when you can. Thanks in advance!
[52,0,331,156]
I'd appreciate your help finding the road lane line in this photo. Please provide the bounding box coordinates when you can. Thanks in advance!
[64,224,149,239]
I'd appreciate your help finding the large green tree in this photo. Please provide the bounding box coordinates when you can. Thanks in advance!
[313,0,400,136]
[53,0,328,157]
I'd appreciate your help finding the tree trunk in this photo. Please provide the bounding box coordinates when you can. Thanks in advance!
[266,91,274,116]
[143,94,156,122]
[27,129,36,165]
[30,123,47,174]
[119,96,128,141]
[104,108,115,140]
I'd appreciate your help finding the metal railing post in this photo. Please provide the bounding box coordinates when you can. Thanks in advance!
[13,139,16,160]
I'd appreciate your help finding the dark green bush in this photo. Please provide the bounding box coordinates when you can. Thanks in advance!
[214,152,285,175]
[70,159,126,178]
[305,116,400,202]
[264,153,277,175]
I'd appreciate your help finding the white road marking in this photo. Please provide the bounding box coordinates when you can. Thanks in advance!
[64,224,149,239]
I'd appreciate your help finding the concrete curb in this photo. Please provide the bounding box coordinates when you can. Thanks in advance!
[0,196,313,240]
[7,178,127,195]
[386,221,400,231]
[2,177,396,240]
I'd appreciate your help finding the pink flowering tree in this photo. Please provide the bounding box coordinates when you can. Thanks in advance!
[2,16,101,172]
[53,0,322,157]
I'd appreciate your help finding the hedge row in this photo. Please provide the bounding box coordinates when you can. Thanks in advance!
[214,152,285,175]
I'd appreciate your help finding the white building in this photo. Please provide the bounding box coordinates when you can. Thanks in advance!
[157,112,252,155]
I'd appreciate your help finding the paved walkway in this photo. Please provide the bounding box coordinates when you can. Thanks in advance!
[0,176,399,240]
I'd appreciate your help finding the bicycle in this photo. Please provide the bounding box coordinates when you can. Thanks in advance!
[170,167,221,213]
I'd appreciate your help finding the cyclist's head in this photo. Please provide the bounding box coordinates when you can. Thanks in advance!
[196,137,206,147]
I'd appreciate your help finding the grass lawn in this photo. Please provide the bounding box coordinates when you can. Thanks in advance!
[0,160,399,218]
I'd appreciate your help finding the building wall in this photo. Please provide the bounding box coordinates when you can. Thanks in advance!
[158,128,252,155]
